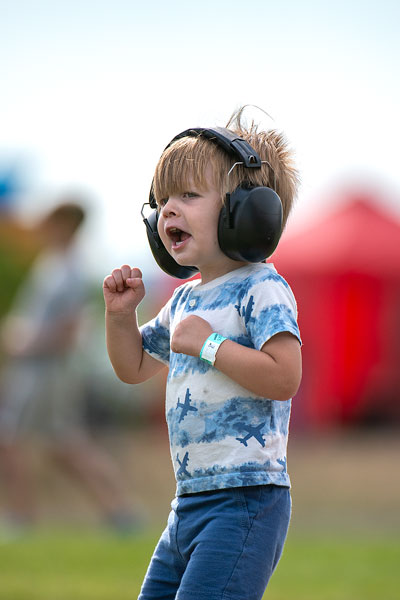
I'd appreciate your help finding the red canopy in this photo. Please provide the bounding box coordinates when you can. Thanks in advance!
[272,193,400,428]
[274,195,400,277]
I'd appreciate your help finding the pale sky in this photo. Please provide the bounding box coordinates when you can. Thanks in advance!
[1,0,399,277]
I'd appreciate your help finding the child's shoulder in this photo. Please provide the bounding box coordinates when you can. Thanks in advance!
[232,263,296,308]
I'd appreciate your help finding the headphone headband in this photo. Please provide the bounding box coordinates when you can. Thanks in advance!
[169,127,262,168]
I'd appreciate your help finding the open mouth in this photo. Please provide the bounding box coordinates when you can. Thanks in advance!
[167,227,192,249]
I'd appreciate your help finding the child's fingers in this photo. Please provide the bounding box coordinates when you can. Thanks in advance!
[103,266,143,295]
[120,264,133,281]
[121,265,142,287]
[111,268,125,292]
[130,267,142,279]
[103,274,117,293]
[126,277,144,290]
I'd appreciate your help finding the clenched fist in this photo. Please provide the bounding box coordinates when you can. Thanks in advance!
[171,315,213,357]
[103,265,145,314]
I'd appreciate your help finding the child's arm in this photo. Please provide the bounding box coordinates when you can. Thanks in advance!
[103,265,165,384]
[171,315,301,400]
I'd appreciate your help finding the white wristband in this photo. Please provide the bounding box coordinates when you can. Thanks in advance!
[199,333,227,366]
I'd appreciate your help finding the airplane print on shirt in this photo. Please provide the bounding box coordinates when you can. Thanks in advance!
[176,388,198,422]
[168,396,274,449]
[236,421,267,447]
[176,452,190,478]
[235,294,255,325]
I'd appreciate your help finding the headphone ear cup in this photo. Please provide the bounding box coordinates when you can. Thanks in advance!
[218,187,283,262]
[144,210,199,279]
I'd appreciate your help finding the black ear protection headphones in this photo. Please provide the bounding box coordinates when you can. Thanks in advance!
[141,127,283,279]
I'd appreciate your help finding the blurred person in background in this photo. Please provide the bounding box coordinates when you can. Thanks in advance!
[0,200,138,536]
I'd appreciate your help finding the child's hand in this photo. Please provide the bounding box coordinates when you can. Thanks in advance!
[171,315,213,357]
[103,265,145,314]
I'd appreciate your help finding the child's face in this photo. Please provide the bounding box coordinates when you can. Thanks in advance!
[157,165,247,283]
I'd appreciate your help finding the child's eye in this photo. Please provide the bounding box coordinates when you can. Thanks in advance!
[182,192,199,199]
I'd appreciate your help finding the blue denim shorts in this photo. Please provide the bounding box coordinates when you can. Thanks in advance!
[138,485,291,600]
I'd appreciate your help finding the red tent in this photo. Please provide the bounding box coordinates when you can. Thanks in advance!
[272,194,400,428]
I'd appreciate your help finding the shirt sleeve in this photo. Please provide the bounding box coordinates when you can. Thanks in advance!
[140,298,172,366]
[244,275,301,351]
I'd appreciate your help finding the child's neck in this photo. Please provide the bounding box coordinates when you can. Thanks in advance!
[199,260,249,285]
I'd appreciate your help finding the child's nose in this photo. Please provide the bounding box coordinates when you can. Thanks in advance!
[161,196,180,217]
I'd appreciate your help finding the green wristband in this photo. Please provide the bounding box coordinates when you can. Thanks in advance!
[199,333,227,366]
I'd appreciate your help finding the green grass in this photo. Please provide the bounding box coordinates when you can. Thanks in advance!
[267,535,400,600]
[0,529,399,599]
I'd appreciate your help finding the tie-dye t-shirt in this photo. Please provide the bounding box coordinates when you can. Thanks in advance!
[140,263,301,496]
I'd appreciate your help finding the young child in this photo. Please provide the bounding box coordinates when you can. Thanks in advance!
[103,109,302,600]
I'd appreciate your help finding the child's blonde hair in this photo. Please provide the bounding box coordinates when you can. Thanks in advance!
[152,107,299,230]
